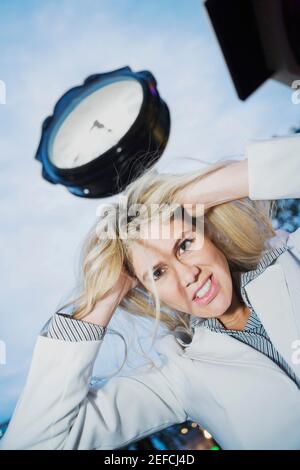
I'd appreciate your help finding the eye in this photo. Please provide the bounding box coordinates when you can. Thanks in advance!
[153,267,165,281]
[177,237,194,256]
[152,237,195,282]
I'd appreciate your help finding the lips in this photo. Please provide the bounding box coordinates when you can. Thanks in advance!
[192,274,212,301]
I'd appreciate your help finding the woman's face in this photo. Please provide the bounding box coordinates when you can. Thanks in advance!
[129,216,234,319]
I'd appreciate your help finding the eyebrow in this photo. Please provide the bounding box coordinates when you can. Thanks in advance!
[142,230,188,281]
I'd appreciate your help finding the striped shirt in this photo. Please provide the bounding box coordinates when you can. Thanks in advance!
[42,312,107,342]
[190,242,300,389]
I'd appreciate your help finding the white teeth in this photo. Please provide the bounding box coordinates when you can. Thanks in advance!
[195,277,212,299]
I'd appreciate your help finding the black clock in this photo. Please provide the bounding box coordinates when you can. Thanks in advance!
[35,66,170,197]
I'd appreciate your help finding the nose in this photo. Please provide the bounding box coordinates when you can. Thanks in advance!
[174,262,200,288]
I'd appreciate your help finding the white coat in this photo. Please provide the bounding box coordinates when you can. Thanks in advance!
[1,134,300,450]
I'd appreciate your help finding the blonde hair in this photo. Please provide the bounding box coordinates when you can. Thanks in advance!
[58,158,277,377]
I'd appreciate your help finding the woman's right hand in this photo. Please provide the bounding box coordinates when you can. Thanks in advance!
[80,269,138,327]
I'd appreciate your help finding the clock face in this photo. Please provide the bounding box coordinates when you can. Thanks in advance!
[49,79,144,169]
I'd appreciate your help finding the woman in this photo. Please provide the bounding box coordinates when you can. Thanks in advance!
[1,133,300,450]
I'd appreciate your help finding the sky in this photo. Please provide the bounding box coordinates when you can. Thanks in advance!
[1,0,300,424]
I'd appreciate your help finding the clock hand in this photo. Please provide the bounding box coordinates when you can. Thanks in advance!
[90,120,112,132]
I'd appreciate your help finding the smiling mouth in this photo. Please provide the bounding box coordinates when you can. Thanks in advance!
[193,274,219,305]
[192,274,211,300]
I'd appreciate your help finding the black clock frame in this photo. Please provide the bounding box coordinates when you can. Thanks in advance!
[35,66,170,198]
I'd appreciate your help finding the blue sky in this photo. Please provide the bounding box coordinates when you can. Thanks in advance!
[1,0,300,424]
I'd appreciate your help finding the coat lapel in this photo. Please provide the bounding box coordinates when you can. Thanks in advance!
[245,261,300,378]
[183,322,290,377]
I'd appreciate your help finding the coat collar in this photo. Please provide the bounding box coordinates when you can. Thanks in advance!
[244,254,300,378]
